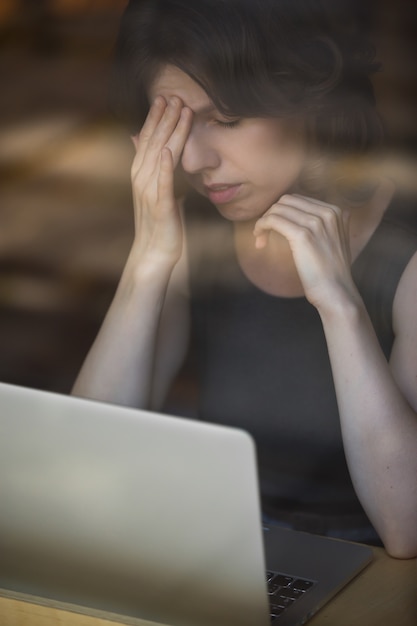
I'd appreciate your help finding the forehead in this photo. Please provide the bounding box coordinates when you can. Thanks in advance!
[148,65,214,113]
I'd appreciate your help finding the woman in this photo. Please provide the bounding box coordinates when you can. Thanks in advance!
[72,0,417,558]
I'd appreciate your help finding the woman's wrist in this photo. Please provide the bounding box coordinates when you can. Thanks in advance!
[118,245,178,295]
[315,281,366,327]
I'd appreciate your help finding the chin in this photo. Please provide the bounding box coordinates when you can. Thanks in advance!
[215,205,248,221]
[210,194,263,218]
[216,204,264,224]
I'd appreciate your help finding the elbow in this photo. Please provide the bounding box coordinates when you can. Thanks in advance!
[384,543,417,560]
[373,499,417,559]
[385,547,417,560]
[381,530,417,560]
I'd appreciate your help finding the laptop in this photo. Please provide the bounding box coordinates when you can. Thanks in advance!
[0,382,372,626]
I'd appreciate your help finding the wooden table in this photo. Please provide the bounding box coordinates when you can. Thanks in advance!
[0,547,416,626]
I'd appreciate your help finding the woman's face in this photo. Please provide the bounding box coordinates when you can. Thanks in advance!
[148,65,307,223]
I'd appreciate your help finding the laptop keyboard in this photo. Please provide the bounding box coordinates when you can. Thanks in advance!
[267,571,317,622]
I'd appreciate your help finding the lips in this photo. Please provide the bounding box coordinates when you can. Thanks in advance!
[204,183,242,205]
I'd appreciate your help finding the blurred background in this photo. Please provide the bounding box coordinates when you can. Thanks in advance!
[1,0,133,395]
[0,0,416,403]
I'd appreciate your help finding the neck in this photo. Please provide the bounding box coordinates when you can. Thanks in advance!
[233,220,304,297]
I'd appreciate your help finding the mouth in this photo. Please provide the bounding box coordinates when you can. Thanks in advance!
[203,183,242,205]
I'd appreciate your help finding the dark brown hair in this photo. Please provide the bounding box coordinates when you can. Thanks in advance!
[111,0,384,199]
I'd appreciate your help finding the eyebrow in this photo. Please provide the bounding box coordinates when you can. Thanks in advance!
[190,103,217,116]
[192,103,238,120]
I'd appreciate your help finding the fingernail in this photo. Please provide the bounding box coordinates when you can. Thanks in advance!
[181,106,192,119]
[254,233,267,249]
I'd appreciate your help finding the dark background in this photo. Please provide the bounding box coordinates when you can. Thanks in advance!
[0,0,416,404]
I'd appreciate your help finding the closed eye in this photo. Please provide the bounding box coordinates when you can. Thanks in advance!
[214,118,241,129]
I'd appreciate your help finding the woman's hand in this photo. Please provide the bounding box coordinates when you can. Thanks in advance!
[130,96,193,265]
[72,97,193,409]
[253,193,357,311]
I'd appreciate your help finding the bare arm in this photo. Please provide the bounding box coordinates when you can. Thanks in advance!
[72,97,193,409]
[254,192,417,558]
[319,255,417,559]
[71,242,190,409]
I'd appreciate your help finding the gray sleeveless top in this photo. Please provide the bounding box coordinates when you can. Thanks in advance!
[183,191,417,542]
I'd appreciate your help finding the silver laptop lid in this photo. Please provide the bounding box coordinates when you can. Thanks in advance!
[0,382,270,626]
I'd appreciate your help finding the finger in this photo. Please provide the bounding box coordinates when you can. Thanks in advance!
[280,194,342,217]
[253,200,333,245]
[132,97,184,183]
[253,199,349,261]
[131,100,175,184]
[134,96,167,158]
[131,98,167,182]
[133,97,192,197]
[277,195,344,237]
[165,106,193,167]
[143,97,184,158]
[253,211,303,241]
[254,203,322,238]
[157,147,175,211]
[255,212,336,256]
[254,232,268,249]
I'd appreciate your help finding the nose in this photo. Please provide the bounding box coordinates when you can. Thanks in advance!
[180,126,220,174]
